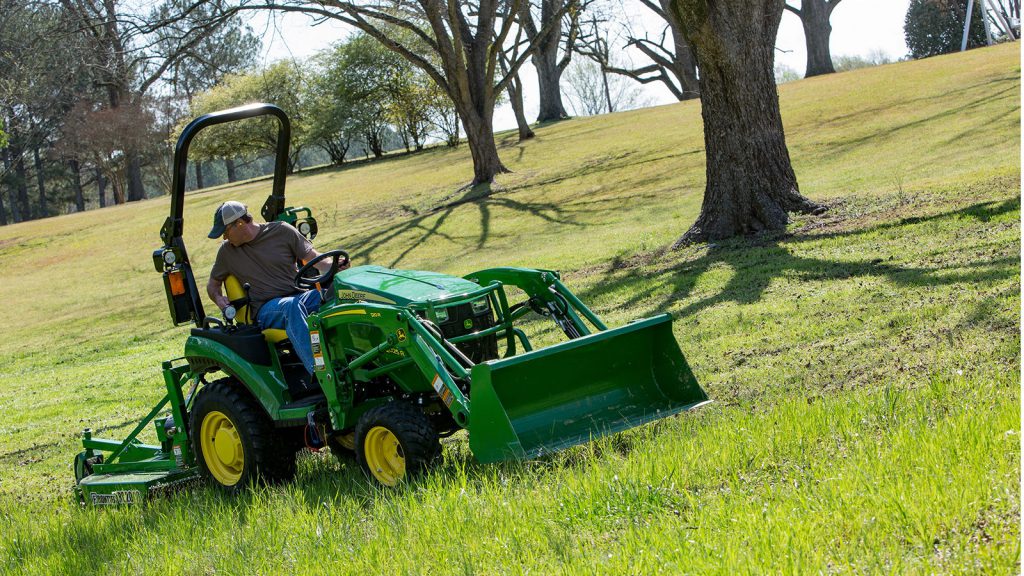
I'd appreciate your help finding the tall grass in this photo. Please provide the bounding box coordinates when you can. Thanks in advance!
[0,43,1018,574]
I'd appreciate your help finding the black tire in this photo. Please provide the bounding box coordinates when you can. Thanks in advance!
[326,431,357,461]
[189,378,296,491]
[354,402,440,487]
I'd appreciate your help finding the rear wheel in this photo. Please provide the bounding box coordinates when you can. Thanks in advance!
[355,402,440,487]
[190,378,296,491]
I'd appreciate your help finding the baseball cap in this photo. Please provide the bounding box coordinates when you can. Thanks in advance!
[208,201,248,239]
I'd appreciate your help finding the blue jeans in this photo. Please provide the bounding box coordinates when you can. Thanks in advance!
[257,290,323,374]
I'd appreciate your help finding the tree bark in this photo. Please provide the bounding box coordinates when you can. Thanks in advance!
[96,168,107,208]
[529,0,571,122]
[461,109,509,185]
[13,147,29,222]
[225,158,237,182]
[508,75,535,140]
[195,160,205,190]
[672,0,823,246]
[662,0,701,98]
[535,47,569,122]
[126,153,144,201]
[33,147,46,218]
[1,147,11,225]
[790,0,837,77]
[70,158,85,212]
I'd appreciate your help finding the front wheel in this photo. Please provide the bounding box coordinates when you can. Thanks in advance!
[190,379,296,491]
[354,402,440,487]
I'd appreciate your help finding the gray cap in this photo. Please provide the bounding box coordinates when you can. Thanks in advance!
[208,201,248,239]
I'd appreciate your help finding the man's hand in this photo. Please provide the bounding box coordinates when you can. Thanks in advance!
[305,248,350,274]
[206,277,231,311]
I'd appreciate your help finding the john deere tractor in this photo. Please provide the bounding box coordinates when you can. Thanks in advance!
[73,104,708,503]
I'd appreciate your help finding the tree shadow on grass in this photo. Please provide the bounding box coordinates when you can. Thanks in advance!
[818,82,1019,156]
[348,182,624,268]
[575,197,1020,321]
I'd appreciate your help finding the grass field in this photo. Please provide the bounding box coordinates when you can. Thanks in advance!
[0,43,1019,574]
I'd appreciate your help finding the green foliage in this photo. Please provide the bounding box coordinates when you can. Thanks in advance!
[0,44,1019,573]
[182,60,310,170]
[832,49,896,71]
[307,33,455,162]
[905,0,987,58]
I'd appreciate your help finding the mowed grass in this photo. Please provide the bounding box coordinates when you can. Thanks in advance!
[0,43,1019,573]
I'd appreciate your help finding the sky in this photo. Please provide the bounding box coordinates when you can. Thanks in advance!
[251,0,913,131]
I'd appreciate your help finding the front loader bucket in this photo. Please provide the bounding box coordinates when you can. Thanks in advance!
[468,314,708,463]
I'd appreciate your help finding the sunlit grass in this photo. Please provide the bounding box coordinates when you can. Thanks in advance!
[0,43,1018,573]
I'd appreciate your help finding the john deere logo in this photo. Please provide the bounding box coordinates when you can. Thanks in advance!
[396,329,407,342]
[463,319,473,330]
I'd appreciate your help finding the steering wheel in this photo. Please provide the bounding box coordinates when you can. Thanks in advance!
[295,249,349,290]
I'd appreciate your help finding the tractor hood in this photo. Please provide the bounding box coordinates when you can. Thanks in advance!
[332,265,482,306]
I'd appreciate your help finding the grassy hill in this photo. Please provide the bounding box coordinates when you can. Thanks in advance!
[0,43,1019,573]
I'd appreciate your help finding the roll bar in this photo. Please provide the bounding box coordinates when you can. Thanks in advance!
[159,103,291,246]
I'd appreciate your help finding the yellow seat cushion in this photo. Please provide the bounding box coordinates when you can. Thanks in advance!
[224,275,290,344]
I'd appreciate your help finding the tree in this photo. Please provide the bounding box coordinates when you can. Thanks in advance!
[163,0,261,189]
[519,0,585,122]
[606,0,699,101]
[670,0,824,246]
[59,0,250,201]
[184,59,311,172]
[58,100,159,205]
[904,0,987,58]
[498,24,535,140]
[232,0,576,185]
[784,0,842,77]
[1,0,94,222]
[565,42,650,115]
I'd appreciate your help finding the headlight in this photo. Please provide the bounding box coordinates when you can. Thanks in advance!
[471,298,490,314]
[433,307,449,323]
[297,221,311,236]
[162,250,176,265]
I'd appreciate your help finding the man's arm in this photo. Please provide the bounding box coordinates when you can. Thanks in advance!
[207,276,231,311]
[304,247,350,274]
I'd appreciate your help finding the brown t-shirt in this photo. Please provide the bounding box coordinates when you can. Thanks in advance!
[210,221,313,315]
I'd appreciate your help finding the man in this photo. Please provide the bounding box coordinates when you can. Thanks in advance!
[206,200,347,375]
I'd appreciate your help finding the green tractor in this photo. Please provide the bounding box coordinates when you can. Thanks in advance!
[73,104,709,502]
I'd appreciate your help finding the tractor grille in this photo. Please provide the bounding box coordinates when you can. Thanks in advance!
[437,302,498,363]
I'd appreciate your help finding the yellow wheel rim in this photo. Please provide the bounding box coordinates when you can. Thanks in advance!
[363,426,405,486]
[200,410,244,486]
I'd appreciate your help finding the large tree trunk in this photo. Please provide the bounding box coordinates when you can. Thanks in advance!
[33,147,46,218]
[70,158,85,212]
[461,108,509,185]
[535,49,569,122]
[672,0,823,246]
[225,158,237,183]
[530,0,571,122]
[800,0,836,77]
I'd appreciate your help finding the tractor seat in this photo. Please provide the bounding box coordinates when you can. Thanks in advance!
[224,275,289,344]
